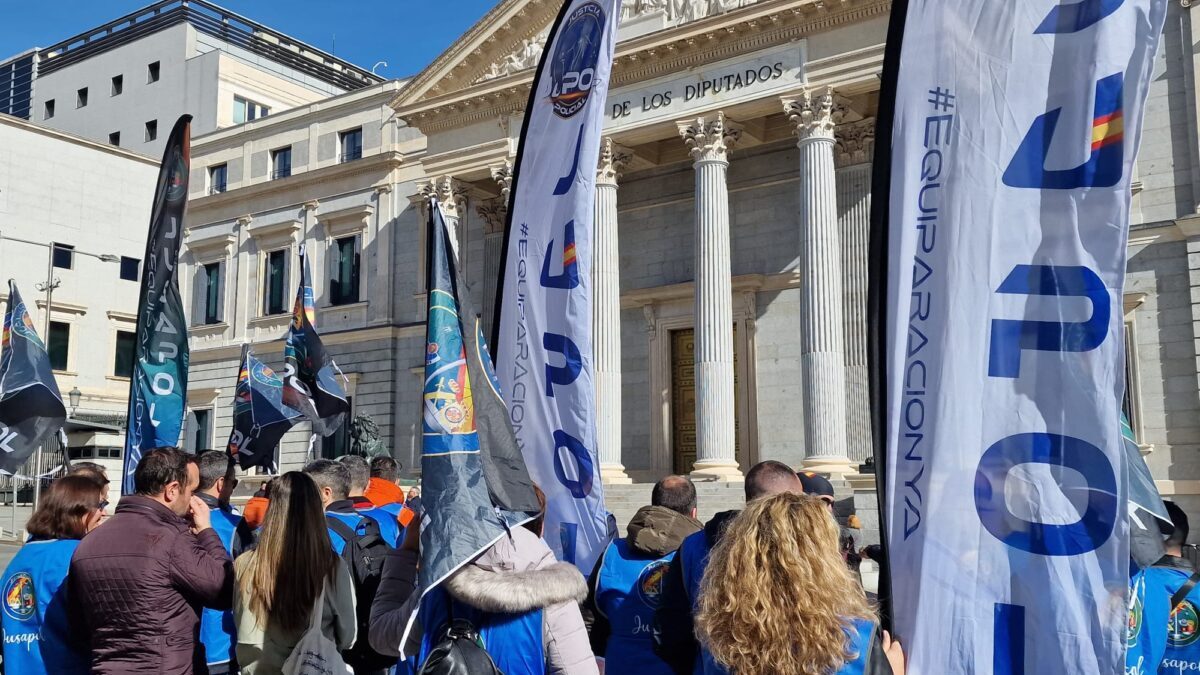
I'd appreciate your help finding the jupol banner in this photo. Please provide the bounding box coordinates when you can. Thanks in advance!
[227,344,303,472]
[494,0,622,573]
[875,0,1167,672]
[0,281,66,474]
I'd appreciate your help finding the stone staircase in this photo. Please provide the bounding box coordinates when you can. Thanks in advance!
[602,481,746,532]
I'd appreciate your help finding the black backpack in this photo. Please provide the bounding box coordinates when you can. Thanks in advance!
[418,618,504,675]
[326,514,396,672]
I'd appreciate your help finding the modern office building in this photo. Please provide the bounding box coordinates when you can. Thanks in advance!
[0,0,382,155]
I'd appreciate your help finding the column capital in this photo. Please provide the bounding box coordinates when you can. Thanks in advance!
[835,118,876,167]
[235,214,253,228]
[489,161,515,201]
[302,199,320,212]
[677,112,741,164]
[417,176,469,221]
[373,183,393,196]
[476,198,508,235]
[782,86,845,143]
[597,137,633,187]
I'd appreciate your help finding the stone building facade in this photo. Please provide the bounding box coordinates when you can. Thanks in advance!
[179,0,1200,523]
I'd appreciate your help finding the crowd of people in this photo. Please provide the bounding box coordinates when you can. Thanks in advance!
[0,449,916,674]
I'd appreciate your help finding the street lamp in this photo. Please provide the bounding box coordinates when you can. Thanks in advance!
[68,386,82,415]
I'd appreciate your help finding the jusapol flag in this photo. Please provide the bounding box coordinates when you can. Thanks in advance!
[494,0,622,574]
[0,282,66,474]
[874,0,1168,672]
[227,344,303,471]
[282,245,349,438]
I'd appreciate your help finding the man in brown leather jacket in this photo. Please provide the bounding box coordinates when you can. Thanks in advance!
[69,447,233,674]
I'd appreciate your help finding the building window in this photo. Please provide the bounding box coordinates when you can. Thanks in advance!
[209,164,227,195]
[76,87,88,108]
[202,262,222,324]
[321,396,353,458]
[114,330,135,378]
[108,132,120,147]
[119,256,139,281]
[339,128,363,163]
[233,96,270,125]
[145,120,157,142]
[147,61,160,83]
[52,243,73,269]
[47,321,69,371]
[330,235,360,305]
[111,74,123,96]
[43,100,54,120]
[187,409,212,453]
[271,146,292,180]
[263,250,288,315]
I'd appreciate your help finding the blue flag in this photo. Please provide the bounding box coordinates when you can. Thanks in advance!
[227,344,302,472]
[0,281,66,474]
[123,115,191,493]
[281,245,349,438]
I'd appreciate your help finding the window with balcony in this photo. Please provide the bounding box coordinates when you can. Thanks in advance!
[271,146,292,180]
[263,250,288,315]
[329,235,360,305]
[339,128,363,163]
[209,164,227,195]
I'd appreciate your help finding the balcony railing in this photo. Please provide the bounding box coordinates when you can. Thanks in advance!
[339,147,362,163]
[208,183,226,195]
[271,167,291,180]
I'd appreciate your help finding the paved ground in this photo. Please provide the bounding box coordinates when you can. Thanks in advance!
[0,540,22,570]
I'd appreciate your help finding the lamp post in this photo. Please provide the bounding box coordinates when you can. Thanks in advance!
[0,233,120,507]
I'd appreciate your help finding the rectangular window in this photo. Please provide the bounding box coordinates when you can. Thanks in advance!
[330,235,360,305]
[43,99,54,120]
[271,146,292,180]
[263,250,287,315]
[76,87,88,108]
[147,61,160,83]
[189,409,212,452]
[111,74,123,96]
[52,243,73,270]
[233,96,270,125]
[321,396,353,458]
[203,262,221,324]
[108,132,120,147]
[119,256,139,281]
[339,128,363,163]
[114,330,135,378]
[47,321,69,371]
[144,120,157,142]
[209,164,227,195]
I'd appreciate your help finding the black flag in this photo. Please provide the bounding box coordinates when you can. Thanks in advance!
[281,245,349,436]
[0,282,66,474]
[227,344,303,471]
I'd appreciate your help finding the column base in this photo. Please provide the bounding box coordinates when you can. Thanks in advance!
[600,464,633,485]
[802,456,859,478]
[690,460,744,482]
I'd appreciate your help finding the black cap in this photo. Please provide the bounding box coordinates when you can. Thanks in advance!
[797,471,835,501]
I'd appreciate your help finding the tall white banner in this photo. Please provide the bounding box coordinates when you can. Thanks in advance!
[881,0,1167,672]
[495,0,621,573]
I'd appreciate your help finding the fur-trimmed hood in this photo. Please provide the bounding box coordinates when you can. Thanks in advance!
[444,526,588,614]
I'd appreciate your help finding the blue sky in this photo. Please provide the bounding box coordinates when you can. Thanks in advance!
[0,1,500,79]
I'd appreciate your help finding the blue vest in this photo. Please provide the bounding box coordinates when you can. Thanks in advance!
[358,506,401,548]
[419,586,545,675]
[595,538,675,675]
[1127,563,1200,674]
[327,510,368,555]
[836,619,880,675]
[678,530,727,675]
[1,539,88,675]
[199,506,241,671]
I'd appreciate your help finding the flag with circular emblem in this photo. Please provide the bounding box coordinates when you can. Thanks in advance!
[0,281,66,475]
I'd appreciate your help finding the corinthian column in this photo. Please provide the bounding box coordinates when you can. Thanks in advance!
[418,176,469,269]
[783,87,855,476]
[678,112,743,481]
[595,138,633,484]
[478,161,512,341]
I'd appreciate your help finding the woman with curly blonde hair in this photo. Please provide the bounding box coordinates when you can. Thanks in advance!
[696,492,905,675]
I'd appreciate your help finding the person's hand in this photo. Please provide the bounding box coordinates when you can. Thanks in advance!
[882,630,905,675]
[188,496,212,534]
[401,514,420,552]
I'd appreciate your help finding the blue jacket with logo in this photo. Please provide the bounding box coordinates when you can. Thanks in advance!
[198,494,254,674]
[1,538,88,675]
[352,495,402,548]
[326,501,372,555]
[594,537,678,674]
[1127,555,1200,675]
[418,585,546,674]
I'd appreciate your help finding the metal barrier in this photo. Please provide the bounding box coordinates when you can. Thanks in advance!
[0,436,68,539]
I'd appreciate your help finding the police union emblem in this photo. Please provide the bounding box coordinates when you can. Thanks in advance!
[550,2,605,118]
[636,560,670,609]
[1127,591,1143,647]
[1169,600,1200,648]
[3,572,35,621]
[165,149,189,203]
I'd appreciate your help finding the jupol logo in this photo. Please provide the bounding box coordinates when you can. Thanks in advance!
[1170,601,1200,648]
[165,149,188,202]
[550,3,605,118]
[3,572,35,622]
[636,559,670,608]
[1127,591,1143,646]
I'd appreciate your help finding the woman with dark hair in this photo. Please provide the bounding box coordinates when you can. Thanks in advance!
[233,471,356,674]
[1,474,107,674]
